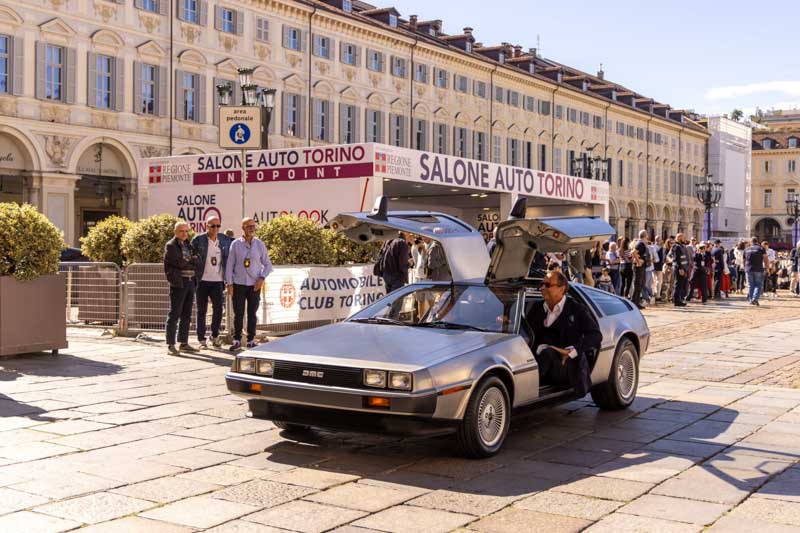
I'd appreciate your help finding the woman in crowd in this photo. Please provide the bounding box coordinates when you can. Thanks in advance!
[620,237,633,299]
[605,241,622,295]
[661,237,675,302]
[734,240,746,294]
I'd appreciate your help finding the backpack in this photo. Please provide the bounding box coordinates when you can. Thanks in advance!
[373,241,388,277]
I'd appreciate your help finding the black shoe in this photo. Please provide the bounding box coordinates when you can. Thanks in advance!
[636,304,646,310]
[230,340,242,352]
[179,344,199,353]
[754,300,760,306]
[674,302,687,307]
[246,341,257,349]
[167,345,180,356]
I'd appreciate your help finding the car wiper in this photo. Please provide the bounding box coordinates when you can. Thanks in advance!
[350,317,407,326]
[415,320,488,332]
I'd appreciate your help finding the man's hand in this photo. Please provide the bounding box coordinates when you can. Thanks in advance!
[254,279,264,291]
[226,285,233,296]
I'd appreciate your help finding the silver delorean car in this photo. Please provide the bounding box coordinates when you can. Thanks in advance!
[226,198,650,458]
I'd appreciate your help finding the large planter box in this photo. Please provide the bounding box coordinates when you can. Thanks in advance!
[0,274,68,357]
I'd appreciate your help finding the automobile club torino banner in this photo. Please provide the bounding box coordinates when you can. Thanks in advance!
[261,264,384,323]
[139,144,376,231]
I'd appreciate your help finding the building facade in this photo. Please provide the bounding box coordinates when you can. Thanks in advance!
[751,110,800,247]
[0,0,708,246]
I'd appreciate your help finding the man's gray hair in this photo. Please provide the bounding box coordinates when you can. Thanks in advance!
[639,230,648,238]
[174,221,188,231]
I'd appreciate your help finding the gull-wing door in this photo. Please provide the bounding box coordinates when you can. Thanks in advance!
[486,199,614,283]
[331,197,490,283]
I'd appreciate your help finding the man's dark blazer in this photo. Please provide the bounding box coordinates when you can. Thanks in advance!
[527,295,602,396]
[191,233,233,282]
[163,237,198,288]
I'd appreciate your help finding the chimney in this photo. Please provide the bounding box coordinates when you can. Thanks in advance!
[463,27,473,36]
[529,47,537,58]
[514,45,522,58]
[409,14,417,30]
[475,42,483,48]
[597,63,604,80]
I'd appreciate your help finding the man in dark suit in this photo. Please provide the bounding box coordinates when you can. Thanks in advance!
[527,270,602,397]
[163,221,199,356]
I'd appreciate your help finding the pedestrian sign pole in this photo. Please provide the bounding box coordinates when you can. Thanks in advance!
[219,106,263,220]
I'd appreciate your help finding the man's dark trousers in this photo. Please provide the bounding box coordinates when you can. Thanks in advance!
[673,270,688,305]
[166,280,195,346]
[382,273,406,294]
[196,281,224,342]
[631,267,646,305]
[713,269,723,298]
[535,347,570,386]
[233,284,260,342]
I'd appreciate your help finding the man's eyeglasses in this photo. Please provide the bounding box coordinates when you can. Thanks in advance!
[208,224,221,228]
[244,225,256,230]
[542,282,562,288]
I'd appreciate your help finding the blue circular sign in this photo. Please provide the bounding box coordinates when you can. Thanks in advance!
[230,123,251,145]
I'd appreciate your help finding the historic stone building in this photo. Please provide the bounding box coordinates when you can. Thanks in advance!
[751,110,800,247]
[0,0,708,245]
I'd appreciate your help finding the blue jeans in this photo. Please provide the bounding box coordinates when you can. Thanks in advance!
[610,269,621,295]
[747,271,764,303]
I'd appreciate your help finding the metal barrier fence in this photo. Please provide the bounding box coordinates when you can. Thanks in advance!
[59,262,122,328]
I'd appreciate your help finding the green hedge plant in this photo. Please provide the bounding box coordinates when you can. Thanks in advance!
[122,214,190,264]
[322,229,381,265]
[80,215,134,266]
[0,203,62,281]
[255,215,331,265]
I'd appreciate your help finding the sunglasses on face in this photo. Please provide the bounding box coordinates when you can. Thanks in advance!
[208,224,221,228]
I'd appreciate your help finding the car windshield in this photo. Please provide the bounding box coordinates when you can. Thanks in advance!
[350,285,520,333]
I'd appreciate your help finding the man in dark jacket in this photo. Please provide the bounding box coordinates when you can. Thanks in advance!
[671,233,689,306]
[380,232,411,293]
[630,230,650,309]
[527,270,602,397]
[191,215,233,348]
[692,243,709,303]
[163,221,199,356]
[711,239,725,299]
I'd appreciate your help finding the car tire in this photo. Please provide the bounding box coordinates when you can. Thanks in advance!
[591,338,639,410]
[456,376,511,459]
[272,421,311,432]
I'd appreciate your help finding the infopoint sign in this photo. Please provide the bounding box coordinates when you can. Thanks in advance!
[139,143,608,231]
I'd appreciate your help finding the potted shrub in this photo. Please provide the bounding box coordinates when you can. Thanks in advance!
[0,203,68,356]
[74,215,133,325]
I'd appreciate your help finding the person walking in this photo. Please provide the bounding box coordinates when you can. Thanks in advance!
[191,215,233,348]
[711,240,725,299]
[379,232,412,292]
[744,237,769,306]
[652,237,664,302]
[620,237,633,298]
[631,230,650,309]
[661,237,675,302]
[605,241,622,295]
[163,221,200,356]
[734,241,746,293]
[226,218,273,351]
[670,234,689,306]
[691,243,709,303]
[791,241,800,296]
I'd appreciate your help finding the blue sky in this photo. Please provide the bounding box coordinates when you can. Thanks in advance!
[392,0,800,117]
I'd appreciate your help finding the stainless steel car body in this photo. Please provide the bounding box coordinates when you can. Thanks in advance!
[226,199,650,438]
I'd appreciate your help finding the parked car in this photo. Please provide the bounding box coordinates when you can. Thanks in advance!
[226,198,650,457]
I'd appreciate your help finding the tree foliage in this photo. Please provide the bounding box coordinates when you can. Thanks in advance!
[0,203,62,281]
[80,215,134,266]
[122,214,190,263]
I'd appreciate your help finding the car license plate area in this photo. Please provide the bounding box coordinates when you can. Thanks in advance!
[273,361,363,389]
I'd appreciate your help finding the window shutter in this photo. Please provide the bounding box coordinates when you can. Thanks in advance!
[214,6,223,31]
[114,57,125,112]
[134,0,143,8]
[157,65,168,117]
[87,52,97,107]
[327,38,335,60]
[196,73,206,123]
[338,102,346,142]
[465,129,472,159]
[313,35,320,56]
[64,47,77,104]
[378,111,385,143]
[400,116,407,147]
[281,93,289,135]
[212,76,223,125]
[339,41,346,63]
[11,37,24,96]
[299,95,307,139]
[158,0,167,15]
[325,101,334,142]
[174,70,185,120]
[300,30,308,52]
[198,0,208,25]
[235,10,244,35]
[353,105,360,143]
[354,46,361,66]
[282,25,290,48]
[133,61,142,114]
[310,97,318,139]
[378,53,384,72]
[177,0,186,21]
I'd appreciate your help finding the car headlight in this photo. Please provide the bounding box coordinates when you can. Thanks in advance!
[363,369,387,388]
[256,359,274,376]
[389,372,412,391]
[237,357,255,374]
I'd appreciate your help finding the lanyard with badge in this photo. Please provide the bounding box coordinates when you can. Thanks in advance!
[244,242,252,269]
[210,240,219,268]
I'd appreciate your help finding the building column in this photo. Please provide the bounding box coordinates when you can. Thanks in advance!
[22,172,41,210]
[654,220,664,241]
[616,217,627,239]
[125,180,138,220]
[37,172,80,246]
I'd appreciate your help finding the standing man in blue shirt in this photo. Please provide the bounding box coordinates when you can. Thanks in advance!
[225,217,273,351]
[191,215,233,348]
[744,237,769,306]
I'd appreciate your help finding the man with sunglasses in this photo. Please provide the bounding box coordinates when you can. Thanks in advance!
[527,270,602,397]
[191,215,233,348]
[226,218,273,350]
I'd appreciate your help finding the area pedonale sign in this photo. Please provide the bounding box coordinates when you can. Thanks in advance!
[139,143,608,231]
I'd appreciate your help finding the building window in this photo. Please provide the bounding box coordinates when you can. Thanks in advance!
[790,160,796,173]
[581,111,590,126]
[183,0,198,23]
[539,101,551,116]
[765,160,771,173]
[567,107,577,123]
[221,8,235,33]
[593,115,603,129]
[493,136,501,163]
[434,123,448,154]
[182,73,196,121]
[45,44,64,101]
[284,26,301,51]
[388,14,398,27]
[434,68,448,89]
[473,80,486,98]
[494,86,504,103]
[638,164,644,190]
[789,138,798,148]
[0,36,8,94]
[628,162,634,188]
[341,43,358,66]
[508,139,520,166]
[454,127,467,157]
[391,57,406,78]
[414,63,428,83]
[285,93,300,137]
[313,35,332,59]
[141,0,158,13]
[366,109,382,142]
[763,139,773,149]
[524,141,533,169]
[617,122,625,136]
[94,55,113,109]
[312,99,330,142]
[455,75,468,93]
[340,104,356,143]
[140,64,156,115]
[413,119,427,150]
[367,50,384,72]
[555,105,563,120]
[255,17,269,41]
[539,144,547,171]
[764,189,772,208]
[618,160,623,186]
[342,0,352,12]
[524,96,535,112]
[507,90,520,108]
[474,131,485,160]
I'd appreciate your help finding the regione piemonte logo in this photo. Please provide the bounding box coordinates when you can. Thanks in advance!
[375,152,387,173]
[149,166,162,184]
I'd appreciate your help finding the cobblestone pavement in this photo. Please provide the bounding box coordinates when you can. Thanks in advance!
[1,294,800,532]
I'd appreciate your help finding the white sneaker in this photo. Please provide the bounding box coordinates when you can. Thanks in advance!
[198,339,208,349]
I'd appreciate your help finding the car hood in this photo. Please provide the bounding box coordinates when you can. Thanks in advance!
[246,322,509,371]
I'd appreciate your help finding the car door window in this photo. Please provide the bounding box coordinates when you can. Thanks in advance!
[581,286,632,316]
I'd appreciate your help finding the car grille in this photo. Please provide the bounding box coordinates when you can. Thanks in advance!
[272,360,365,389]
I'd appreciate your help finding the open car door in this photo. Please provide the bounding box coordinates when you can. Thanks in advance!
[486,201,615,283]
[331,197,490,283]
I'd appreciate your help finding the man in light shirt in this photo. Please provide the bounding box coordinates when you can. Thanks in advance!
[191,215,233,348]
[225,218,273,351]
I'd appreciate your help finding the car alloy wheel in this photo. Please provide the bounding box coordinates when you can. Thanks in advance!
[477,386,507,448]
[616,348,637,403]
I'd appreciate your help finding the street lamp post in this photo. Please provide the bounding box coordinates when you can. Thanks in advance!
[216,68,277,220]
[694,174,722,241]
[570,146,610,181]
[787,191,800,248]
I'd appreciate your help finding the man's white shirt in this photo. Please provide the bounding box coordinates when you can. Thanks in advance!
[202,238,223,282]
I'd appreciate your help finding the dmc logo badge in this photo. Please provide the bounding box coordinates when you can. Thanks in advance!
[149,166,162,184]
[279,279,296,309]
[302,369,324,378]
[375,152,387,173]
